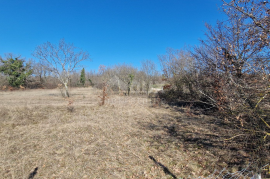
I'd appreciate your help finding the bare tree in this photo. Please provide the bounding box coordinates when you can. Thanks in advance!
[141,59,157,95]
[159,48,196,96]
[192,11,269,108]
[136,70,147,94]
[32,61,51,86]
[222,0,270,47]
[33,39,90,97]
[190,5,270,170]
[113,64,137,96]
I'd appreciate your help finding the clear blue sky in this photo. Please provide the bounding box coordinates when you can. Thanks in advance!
[0,0,226,72]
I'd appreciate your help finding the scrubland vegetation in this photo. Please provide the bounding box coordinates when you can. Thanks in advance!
[0,0,270,178]
[0,87,267,178]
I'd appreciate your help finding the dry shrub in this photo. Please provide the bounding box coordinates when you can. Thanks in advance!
[66,99,74,112]
[159,48,270,170]
[98,83,108,105]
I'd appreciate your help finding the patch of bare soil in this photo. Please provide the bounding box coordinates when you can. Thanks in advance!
[0,87,265,178]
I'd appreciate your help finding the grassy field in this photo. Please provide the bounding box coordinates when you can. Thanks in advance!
[0,87,255,178]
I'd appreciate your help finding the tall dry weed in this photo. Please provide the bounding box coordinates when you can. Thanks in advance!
[98,83,108,105]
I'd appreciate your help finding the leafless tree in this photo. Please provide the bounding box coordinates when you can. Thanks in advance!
[113,64,137,96]
[136,70,147,94]
[190,3,270,169]
[32,61,51,86]
[222,0,270,47]
[159,48,196,96]
[33,39,90,97]
[193,11,269,109]
[141,59,157,95]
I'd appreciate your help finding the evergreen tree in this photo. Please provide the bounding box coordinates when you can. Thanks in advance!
[0,56,32,87]
[80,68,86,86]
[127,74,134,96]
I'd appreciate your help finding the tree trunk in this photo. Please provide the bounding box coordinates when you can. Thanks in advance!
[117,79,121,94]
[64,82,69,97]
[146,83,150,95]
[128,86,130,96]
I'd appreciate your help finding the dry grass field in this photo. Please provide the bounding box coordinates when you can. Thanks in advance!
[0,87,259,178]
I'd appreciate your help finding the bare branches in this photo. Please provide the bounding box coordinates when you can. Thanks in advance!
[33,39,90,97]
[222,0,270,46]
[141,59,157,95]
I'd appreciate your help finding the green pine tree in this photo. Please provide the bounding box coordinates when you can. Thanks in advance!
[80,68,86,86]
[127,74,134,96]
[0,56,33,87]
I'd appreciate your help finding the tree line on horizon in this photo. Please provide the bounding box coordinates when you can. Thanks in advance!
[0,51,162,96]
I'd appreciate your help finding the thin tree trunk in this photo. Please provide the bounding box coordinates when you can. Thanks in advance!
[64,82,69,97]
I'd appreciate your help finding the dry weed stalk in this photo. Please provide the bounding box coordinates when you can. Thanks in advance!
[236,113,244,127]
[8,86,13,91]
[57,84,63,88]
[152,97,161,107]
[19,85,25,91]
[119,89,126,96]
[109,88,114,95]
[98,83,109,105]
[2,85,7,91]
[186,103,194,117]
[66,99,74,112]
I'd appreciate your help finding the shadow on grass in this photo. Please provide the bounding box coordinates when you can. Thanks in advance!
[149,156,177,179]
[139,105,253,173]
[28,167,38,179]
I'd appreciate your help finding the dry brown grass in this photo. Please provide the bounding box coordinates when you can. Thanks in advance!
[0,87,260,178]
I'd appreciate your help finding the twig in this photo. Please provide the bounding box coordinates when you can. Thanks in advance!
[224,134,246,141]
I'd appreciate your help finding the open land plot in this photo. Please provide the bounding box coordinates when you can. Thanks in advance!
[0,87,255,178]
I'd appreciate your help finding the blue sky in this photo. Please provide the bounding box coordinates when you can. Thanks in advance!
[0,0,226,72]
